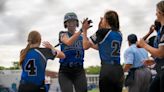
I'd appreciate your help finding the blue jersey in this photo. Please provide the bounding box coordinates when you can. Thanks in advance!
[155,26,164,71]
[21,48,55,86]
[59,32,84,64]
[90,28,122,64]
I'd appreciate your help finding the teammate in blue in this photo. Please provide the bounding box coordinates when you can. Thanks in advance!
[137,1,164,92]
[18,31,65,92]
[82,10,124,92]
[58,12,89,92]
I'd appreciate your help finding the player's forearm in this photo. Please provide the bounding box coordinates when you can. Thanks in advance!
[143,44,164,58]
[65,31,82,46]
[143,32,152,40]
[82,31,91,50]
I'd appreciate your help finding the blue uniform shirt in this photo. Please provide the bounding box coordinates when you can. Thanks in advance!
[21,48,55,86]
[59,32,84,64]
[90,28,122,64]
[124,44,148,68]
[155,26,164,70]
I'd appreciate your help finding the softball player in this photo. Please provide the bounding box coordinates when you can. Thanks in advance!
[82,10,124,92]
[58,12,88,92]
[137,1,164,92]
[18,31,65,92]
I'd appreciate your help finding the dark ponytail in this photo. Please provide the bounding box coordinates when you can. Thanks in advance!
[104,10,120,31]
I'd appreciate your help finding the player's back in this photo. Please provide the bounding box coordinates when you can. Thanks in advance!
[21,48,46,86]
[98,30,122,64]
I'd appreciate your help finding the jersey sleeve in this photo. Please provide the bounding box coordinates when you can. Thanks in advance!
[59,31,68,43]
[38,48,56,60]
[90,29,109,44]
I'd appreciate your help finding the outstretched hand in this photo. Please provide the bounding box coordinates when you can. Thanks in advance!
[81,18,92,32]
[42,41,53,49]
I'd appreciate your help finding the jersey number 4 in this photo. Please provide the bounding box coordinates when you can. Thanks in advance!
[25,59,37,76]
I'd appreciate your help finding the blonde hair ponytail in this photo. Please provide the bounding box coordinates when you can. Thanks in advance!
[19,43,31,65]
[19,31,41,65]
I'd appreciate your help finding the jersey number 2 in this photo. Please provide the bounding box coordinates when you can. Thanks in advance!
[25,59,36,76]
[111,41,120,57]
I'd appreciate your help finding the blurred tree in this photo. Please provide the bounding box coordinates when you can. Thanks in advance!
[85,66,100,74]
[5,61,20,70]
[9,61,20,70]
[0,66,5,70]
[0,61,20,70]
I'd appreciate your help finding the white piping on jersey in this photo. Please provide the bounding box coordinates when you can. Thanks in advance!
[118,31,122,37]
[34,49,46,64]
[159,43,164,46]
[158,29,164,47]
[99,30,111,44]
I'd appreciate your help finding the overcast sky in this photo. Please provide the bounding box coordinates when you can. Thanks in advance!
[0,0,160,71]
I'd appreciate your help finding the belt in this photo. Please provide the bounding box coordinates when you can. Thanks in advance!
[101,61,120,65]
[132,66,145,70]
[60,62,83,68]
[20,80,44,87]
[20,80,33,84]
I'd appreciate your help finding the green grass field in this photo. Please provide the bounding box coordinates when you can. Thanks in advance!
[88,88,128,92]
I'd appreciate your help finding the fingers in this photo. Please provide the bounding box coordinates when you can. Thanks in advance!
[42,41,52,48]
[81,18,93,30]
[81,18,88,24]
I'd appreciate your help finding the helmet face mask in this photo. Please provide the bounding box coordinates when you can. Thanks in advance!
[64,12,79,28]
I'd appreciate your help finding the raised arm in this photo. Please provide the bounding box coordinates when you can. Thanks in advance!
[81,18,98,50]
[143,25,155,40]
[137,39,164,58]
[60,31,82,46]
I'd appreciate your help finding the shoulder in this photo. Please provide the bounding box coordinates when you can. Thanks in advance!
[59,31,67,35]
[140,48,148,53]
[59,31,68,37]
[125,46,134,54]
[96,28,110,35]
[110,29,122,36]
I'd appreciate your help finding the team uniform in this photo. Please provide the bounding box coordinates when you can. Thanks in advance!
[18,48,56,92]
[90,28,124,92]
[149,26,164,92]
[59,32,87,92]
